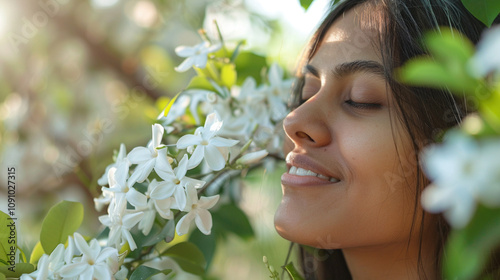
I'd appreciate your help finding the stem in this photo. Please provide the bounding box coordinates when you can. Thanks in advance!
[281,242,295,280]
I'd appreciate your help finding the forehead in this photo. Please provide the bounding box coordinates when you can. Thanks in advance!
[310,4,384,68]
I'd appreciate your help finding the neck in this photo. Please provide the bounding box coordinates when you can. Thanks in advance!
[342,240,437,280]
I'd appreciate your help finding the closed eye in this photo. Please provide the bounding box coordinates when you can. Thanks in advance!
[345,99,382,109]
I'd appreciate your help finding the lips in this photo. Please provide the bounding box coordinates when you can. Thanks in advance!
[283,153,341,185]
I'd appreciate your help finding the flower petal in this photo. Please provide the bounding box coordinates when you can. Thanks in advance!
[152,124,164,149]
[176,134,201,149]
[126,188,148,209]
[210,137,239,147]
[175,57,195,72]
[154,149,174,176]
[150,181,176,200]
[175,45,196,57]
[176,212,195,236]
[194,209,213,235]
[128,158,156,185]
[193,54,208,68]
[73,233,94,259]
[175,154,189,179]
[122,228,137,251]
[198,195,219,210]
[187,146,204,170]
[93,264,112,280]
[96,247,118,264]
[174,186,188,211]
[59,262,88,278]
[204,145,226,171]
[127,147,152,164]
[122,212,144,229]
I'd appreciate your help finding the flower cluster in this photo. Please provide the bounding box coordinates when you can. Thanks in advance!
[14,34,291,280]
[20,233,120,280]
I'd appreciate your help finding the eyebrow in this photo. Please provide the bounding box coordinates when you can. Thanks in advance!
[304,60,386,80]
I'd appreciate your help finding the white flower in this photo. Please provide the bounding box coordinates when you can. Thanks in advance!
[134,179,176,236]
[421,131,500,228]
[176,185,219,236]
[59,233,119,280]
[20,243,66,280]
[469,26,500,77]
[262,63,292,121]
[98,143,129,186]
[98,200,144,251]
[127,124,168,186]
[174,41,222,72]
[153,153,206,210]
[177,112,239,171]
[101,167,145,211]
[236,150,269,165]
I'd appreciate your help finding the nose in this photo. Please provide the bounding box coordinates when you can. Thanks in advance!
[283,99,332,148]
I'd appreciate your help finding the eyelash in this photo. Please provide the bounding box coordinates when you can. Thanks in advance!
[298,98,381,110]
[345,99,382,109]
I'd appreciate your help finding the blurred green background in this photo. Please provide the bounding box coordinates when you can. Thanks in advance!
[0,0,328,278]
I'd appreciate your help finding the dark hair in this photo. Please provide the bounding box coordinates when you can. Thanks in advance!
[291,0,499,279]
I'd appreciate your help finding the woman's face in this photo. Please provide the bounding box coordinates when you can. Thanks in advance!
[274,6,419,249]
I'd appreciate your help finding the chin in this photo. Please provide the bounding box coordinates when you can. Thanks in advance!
[274,200,343,249]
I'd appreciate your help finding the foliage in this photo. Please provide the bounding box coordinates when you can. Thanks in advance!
[461,0,500,27]
[399,25,500,280]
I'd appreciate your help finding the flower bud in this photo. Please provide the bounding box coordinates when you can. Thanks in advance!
[236,150,268,165]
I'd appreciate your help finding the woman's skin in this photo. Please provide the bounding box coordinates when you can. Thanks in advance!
[275,4,438,279]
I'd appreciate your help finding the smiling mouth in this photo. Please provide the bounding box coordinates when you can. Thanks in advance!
[288,166,340,183]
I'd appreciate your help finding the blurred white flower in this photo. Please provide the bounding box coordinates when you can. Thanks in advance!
[20,244,66,280]
[176,185,219,236]
[127,124,167,186]
[98,143,130,186]
[59,233,119,280]
[177,112,239,171]
[262,63,293,121]
[236,150,269,165]
[421,131,500,228]
[174,41,222,72]
[469,26,500,77]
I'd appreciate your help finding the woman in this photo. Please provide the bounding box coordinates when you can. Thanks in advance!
[274,0,498,279]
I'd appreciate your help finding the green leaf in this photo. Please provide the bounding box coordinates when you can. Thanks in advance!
[40,201,84,254]
[299,0,314,10]
[129,265,173,280]
[398,28,481,95]
[188,228,217,268]
[221,64,237,88]
[444,205,500,279]
[162,242,206,275]
[0,212,15,265]
[425,28,474,64]
[234,52,267,84]
[185,76,216,92]
[29,241,45,264]
[284,262,305,280]
[212,204,254,240]
[480,89,500,133]
[162,91,182,117]
[0,263,35,278]
[461,0,500,27]
[0,272,5,280]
